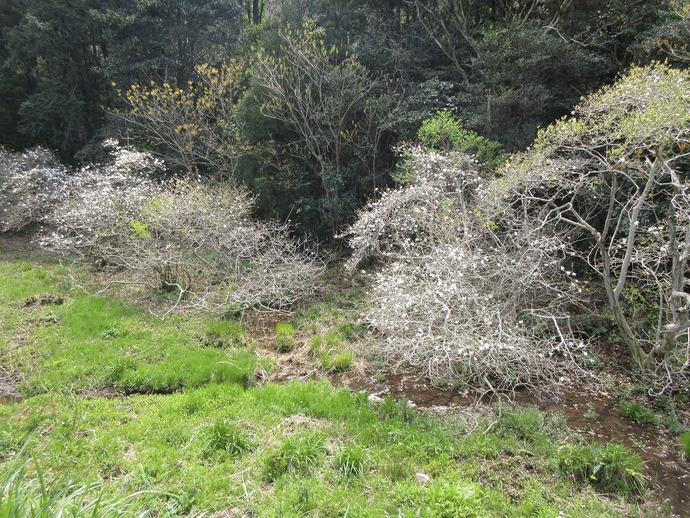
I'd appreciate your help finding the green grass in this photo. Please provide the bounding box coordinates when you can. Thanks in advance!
[0,383,640,516]
[619,400,660,427]
[0,250,650,516]
[275,322,295,352]
[681,431,690,456]
[555,442,645,495]
[0,258,256,396]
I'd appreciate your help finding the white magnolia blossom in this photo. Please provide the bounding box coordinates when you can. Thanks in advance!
[346,146,583,391]
[0,147,76,232]
[28,142,324,315]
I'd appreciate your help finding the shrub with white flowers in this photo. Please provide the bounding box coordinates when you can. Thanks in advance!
[41,142,323,315]
[342,147,481,269]
[345,146,582,391]
[0,147,74,233]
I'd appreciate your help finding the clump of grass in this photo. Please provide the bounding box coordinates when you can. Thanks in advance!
[203,319,248,348]
[309,333,343,358]
[333,322,366,341]
[309,331,355,373]
[494,405,567,443]
[320,349,354,373]
[334,445,369,477]
[431,378,450,390]
[1,440,152,516]
[619,400,660,426]
[263,432,326,481]
[202,420,252,458]
[275,322,295,353]
[555,442,645,495]
[681,431,690,457]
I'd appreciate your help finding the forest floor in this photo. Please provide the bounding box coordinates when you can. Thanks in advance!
[0,233,688,516]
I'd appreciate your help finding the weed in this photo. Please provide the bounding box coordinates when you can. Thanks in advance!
[374,371,386,384]
[263,432,326,481]
[275,322,295,353]
[255,357,276,379]
[619,400,660,426]
[681,432,690,457]
[333,322,366,341]
[334,445,369,477]
[584,406,597,420]
[380,456,413,481]
[320,349,354,373]
[310,333,343,358]
[494,405,555,443]
[431,378,450,390]
[0,440,154,517]
[100,326,129,339]
[555,442,645,495]
[577,351,602,369]
[202,420,252,458]
[203,320,248,348]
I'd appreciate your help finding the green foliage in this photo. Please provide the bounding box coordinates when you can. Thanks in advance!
[128,220,151,240]
[619,401,660,427]
[418,111,505,168]
[203,320,248,348]
[0,251,657,516]
[555,442,645,495]
[0,257,257,396]
[275,322,295,353]
[463,19,612,151]
[202,420,252,458]
[681,431,690,457]
[0,440,153,517]
[320,349,354,373]
[263,432,327,481]
[494,405,568,444]
[334,444,369,477]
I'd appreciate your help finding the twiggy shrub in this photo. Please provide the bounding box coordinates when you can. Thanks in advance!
[42,142,324,316]
[344,146,581,391]
[0,147,75,233]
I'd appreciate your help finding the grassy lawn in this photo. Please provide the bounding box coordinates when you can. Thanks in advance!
[0,250,650,516]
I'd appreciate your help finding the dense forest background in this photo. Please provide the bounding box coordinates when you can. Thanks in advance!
[0,0,688,238]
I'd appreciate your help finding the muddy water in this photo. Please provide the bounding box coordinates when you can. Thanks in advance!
[334,367,689,517]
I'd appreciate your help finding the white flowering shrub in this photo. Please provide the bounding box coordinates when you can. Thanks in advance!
[491,64,690,394]
[342,147,481,269]
[0,147,75,232]
[40,141,163,262]
[347,146,581,391]
[42,143,323,315]
[367,237,581,391]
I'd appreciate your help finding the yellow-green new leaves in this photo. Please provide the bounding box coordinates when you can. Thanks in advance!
[533,63,689,164]
[488,64,690,390]
[114,62,246,177]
